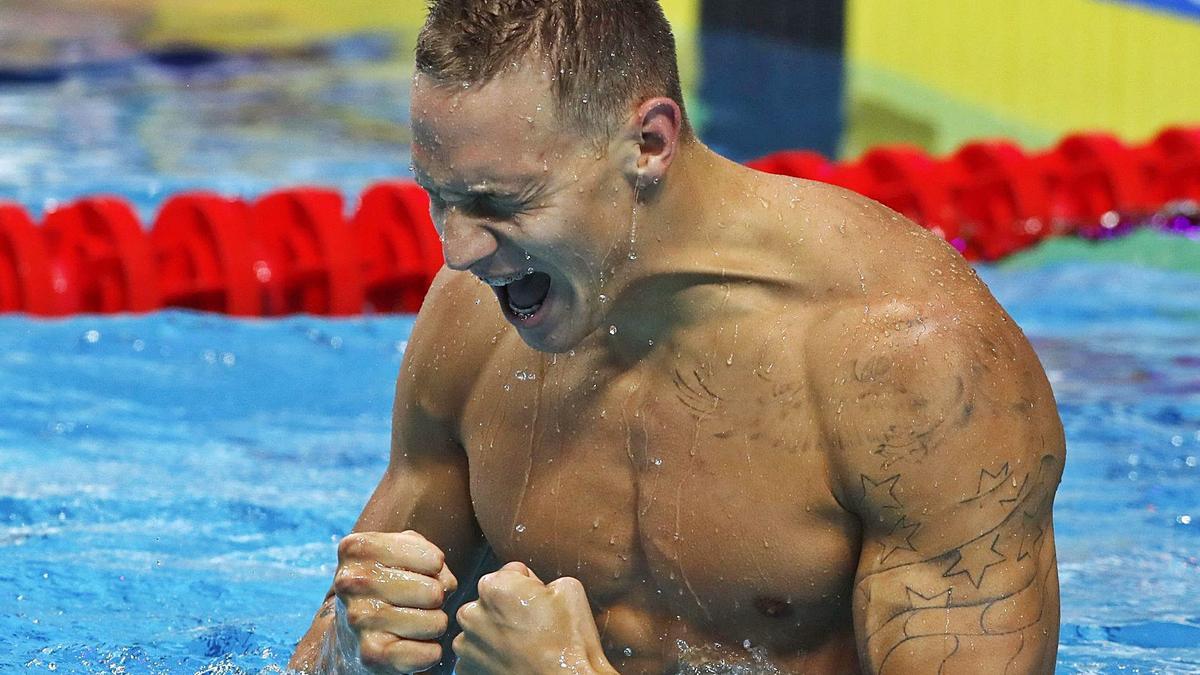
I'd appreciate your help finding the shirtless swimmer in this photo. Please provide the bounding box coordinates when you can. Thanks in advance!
[290,1,1064,673]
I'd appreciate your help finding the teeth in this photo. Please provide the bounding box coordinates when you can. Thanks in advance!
[482,270,531,287]
[509,301,542,319]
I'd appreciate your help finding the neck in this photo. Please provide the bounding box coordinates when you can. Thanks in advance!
[584,142,784,364]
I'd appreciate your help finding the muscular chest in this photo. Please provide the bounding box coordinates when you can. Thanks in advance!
[458,338,859,644]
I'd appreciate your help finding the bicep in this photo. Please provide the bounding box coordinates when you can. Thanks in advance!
[810,303,1065,672]
[351,367,484,579]
[351,269,493,573]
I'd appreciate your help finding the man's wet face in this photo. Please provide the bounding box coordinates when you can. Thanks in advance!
[410,66,634,353]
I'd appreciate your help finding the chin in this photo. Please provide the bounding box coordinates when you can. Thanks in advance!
[517,323,587,354]
[508,285,598,354]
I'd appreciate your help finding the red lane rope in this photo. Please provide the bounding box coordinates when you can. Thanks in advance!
[1,127,1197,316]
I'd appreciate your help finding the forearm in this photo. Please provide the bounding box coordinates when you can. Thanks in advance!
[291,593,340,667]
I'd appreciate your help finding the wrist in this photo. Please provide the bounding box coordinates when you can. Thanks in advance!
[322,600,368,675]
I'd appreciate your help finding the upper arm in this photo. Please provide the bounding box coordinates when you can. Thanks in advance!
[811,301,1064,674]
[352,268,492,575]
[290,270,491,671]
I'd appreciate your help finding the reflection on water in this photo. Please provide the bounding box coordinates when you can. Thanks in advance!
[0,2,415,220]
[0,264,1197,671]
[675,639,784,674]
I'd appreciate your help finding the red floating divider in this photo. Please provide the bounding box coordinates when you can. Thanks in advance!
[352,182,442,313]
[0,125,1194,317]
[745,150,834,182]
[252,188,364,316]
[0,202,55,315]
[42,197,159,314]
[1038,133,1150,229]
[946,141,1051,261]
[856,146,961,251]
[824,160,881,200]
[1150,127,1200,203]
[152,193,262,316]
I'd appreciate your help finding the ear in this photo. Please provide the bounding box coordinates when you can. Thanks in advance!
[619,96,683,195]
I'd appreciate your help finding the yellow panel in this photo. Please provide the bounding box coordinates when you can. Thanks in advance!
[847,0,1200,152]
[144,0,428,49]
[660,0,702,102]
[142,0,703,123]
[144,0,701,57]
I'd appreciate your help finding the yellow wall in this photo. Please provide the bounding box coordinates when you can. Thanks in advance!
[143,1,428,49]
[846,0,1200,156]
[143,0,702,105]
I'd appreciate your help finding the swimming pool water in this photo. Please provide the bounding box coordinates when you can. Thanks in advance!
[1,261,1198,673]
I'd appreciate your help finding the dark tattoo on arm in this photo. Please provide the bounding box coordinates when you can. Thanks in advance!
[856,456,1060,674]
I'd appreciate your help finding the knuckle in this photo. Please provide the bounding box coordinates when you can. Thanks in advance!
[332,567,359,595]
[358,638,389,667]
[441,566,459,593]
[432,609,450,636]
[477,573,499,595]
[345,602,372,629]
[456,601,477,628]
[419,577,445,607]
[391,640,442,671]
[337,534,367,561]
[551,576,584,592]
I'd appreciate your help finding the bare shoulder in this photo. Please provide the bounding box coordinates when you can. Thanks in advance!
[803,290,1066,672]
[396,267,510,425]
[804,293,1065,524]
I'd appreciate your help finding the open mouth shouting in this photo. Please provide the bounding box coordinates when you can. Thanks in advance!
[482,268,553,328]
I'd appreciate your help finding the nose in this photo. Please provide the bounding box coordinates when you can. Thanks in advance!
[438,207,500,271]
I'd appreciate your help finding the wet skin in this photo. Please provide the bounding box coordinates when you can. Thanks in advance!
[291,64,1064,674]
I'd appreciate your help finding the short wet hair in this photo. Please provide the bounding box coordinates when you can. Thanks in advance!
[416,0,691,140]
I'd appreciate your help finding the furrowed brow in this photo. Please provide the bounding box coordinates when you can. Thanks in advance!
[411,166,541,204]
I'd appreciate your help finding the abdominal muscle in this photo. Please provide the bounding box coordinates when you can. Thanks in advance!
[592,590,861,674]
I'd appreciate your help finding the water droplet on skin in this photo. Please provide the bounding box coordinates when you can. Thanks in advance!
[653,457,663,466]
[599,294,608,303]
[623,647,634,657]
[592,517,600,529]
[515,523,526,533]
[515,370,537,381]
[609,325,618,335]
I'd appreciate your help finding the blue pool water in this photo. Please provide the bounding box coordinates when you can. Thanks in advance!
[1,262,1198,673]
[2,10,1199,672]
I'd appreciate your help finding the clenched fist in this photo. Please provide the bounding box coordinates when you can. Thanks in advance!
[453,562,617,675]
[331,530,458,673]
